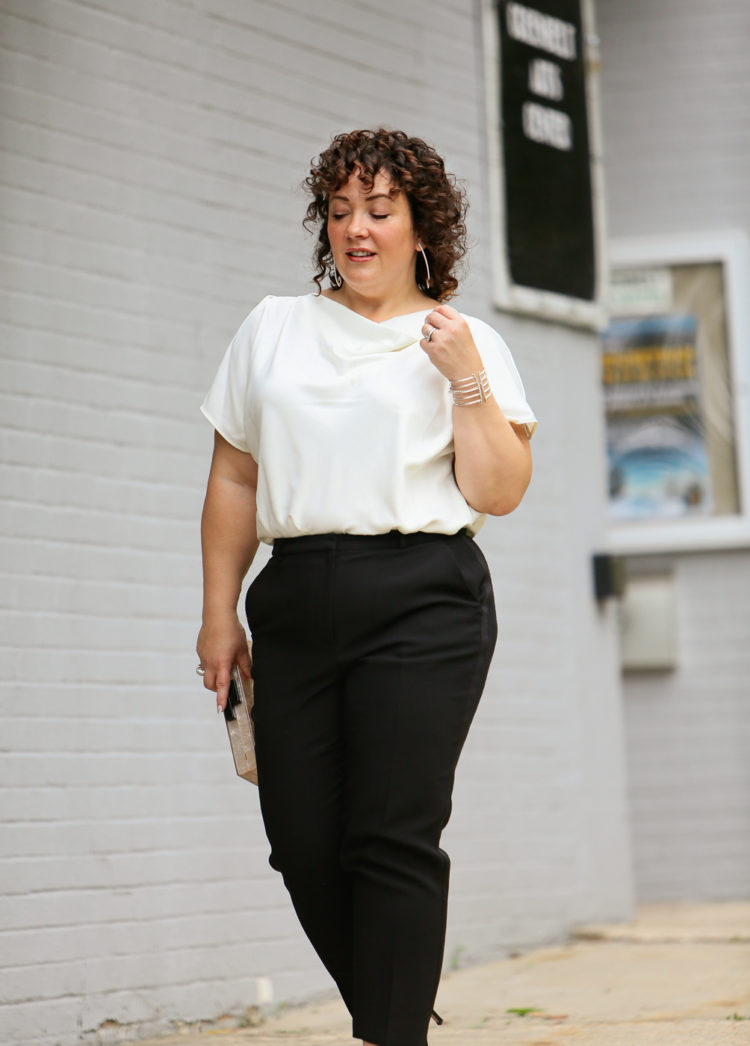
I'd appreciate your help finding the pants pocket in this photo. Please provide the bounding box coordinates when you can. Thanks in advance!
[244,558,279,631]
[440,535,489,602]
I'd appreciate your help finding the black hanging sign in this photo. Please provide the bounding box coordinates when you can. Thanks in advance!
[497,0,596,302]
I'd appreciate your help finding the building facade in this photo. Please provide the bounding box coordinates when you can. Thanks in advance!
[1,2,633,1043]
[598,0,750,901]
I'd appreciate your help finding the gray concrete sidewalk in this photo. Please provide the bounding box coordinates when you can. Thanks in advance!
[131,903,750,1045]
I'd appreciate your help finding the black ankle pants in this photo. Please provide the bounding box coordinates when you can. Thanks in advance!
[245,530,497,1046]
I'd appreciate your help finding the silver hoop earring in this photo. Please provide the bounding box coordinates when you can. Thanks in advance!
[418,243,431,288]
[330,262,342,289]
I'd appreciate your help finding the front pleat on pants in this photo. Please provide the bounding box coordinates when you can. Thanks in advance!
[245,531,497,1046]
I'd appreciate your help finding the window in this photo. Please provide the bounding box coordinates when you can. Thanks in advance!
[604,233,750,552]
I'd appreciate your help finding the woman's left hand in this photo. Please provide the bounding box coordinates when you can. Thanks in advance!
[419,304,483,382]
[419,304,532,516]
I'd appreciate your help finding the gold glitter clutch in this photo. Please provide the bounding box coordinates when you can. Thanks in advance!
[223,663,258,785]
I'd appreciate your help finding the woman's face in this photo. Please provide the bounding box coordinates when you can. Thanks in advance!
[327,170,419,298]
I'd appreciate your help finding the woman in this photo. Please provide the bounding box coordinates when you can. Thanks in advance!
[197,128,536,1046]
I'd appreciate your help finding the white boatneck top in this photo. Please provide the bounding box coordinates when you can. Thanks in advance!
[201,293,537,543]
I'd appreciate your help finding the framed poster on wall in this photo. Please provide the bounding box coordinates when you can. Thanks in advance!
[604,232,750,553]
[604,312,713,521]
[481,0,607,328]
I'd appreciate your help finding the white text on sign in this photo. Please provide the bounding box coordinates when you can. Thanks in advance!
[506,2,577,60]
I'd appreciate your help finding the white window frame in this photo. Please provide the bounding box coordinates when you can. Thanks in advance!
[480,0,608,330]
[606,230,750,554]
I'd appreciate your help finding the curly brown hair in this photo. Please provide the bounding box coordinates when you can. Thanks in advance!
[303,128,468,302]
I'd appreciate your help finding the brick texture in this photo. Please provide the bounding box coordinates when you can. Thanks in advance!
[0,2,631,1042]
[621,554,750,900]
[598,0,750,899]
[598,0,750,239]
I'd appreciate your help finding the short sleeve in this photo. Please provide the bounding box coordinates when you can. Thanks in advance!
[466,317,538,438]
[200,297,271,456]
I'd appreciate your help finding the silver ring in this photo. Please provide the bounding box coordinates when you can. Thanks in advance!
[196,665,206,676]
[423,325,436,342]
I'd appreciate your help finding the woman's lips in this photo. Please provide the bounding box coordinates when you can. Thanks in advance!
[346,250,375,261]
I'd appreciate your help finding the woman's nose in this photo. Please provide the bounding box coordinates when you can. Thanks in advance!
[346,214,368,237]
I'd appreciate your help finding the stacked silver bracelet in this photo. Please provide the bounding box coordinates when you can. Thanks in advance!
[449,368,493,407]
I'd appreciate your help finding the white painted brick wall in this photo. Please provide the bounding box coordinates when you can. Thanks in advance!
[599,0,750,239]
[0,1,631,1043]
[621,554,750,900]
[598,0,750,899]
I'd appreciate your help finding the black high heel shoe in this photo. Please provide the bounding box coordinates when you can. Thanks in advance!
[430,1009,443,1025]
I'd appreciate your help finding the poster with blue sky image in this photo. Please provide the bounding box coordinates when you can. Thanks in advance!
[602,314,712,520]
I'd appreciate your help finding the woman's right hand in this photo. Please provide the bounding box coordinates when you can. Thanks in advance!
[196,614,253,713]
[198,433,260,713]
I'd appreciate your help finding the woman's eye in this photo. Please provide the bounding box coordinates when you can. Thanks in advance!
[372,213,389,220]
[331,213,348,220]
